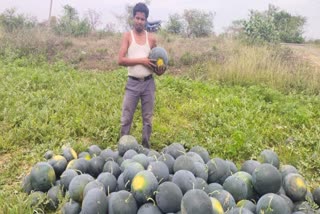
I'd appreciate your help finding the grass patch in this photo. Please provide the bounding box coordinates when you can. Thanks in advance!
[179,40,320,94]
[0,59,320,212]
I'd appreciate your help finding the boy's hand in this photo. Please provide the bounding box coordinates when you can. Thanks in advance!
[142,58,156,69]
[154,65,166,76]
[149,59,157,69]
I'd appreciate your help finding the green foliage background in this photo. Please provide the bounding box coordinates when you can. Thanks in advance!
[242,5,306,43]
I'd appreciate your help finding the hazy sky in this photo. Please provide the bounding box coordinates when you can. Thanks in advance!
[1,0,319,39]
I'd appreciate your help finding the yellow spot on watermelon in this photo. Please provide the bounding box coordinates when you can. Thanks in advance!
[84,154,91,160]
[53,155,65,161]
[48,168,56,182]
[157,58,164,67]
[67,159,75,169]
[70,148,78,159]
[295,177,306,189]
[211,197,224,214]
[132,175,146,190]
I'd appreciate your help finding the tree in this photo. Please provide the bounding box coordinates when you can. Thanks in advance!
[53,5,91,36]
[271,8,306,43]
[241,4,306,44]
[243,10,280,43]
[224,20,245,38]
[165,13,184,34]
[85,9,102,31]
[183,9,214,37]
[0,8,37,33]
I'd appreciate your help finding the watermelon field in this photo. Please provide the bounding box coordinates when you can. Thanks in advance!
[0,55,320,213]
[0,41,320,214]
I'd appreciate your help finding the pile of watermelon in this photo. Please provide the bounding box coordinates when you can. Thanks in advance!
[22,135,320,214]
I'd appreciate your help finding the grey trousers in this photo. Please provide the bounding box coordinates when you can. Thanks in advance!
[120,77,155,148]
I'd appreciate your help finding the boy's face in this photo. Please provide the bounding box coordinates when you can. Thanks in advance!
[133,12,146,32]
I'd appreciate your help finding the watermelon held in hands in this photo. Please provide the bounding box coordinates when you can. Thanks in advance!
[149,47,169,75]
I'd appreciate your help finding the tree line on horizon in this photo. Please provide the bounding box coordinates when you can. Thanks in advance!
[0,3,308,44]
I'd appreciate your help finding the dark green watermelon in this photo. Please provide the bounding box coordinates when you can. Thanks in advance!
[252,163,281,195]
[118,135,139,156]
[123,162,144,190]
[103,161,121,178]
[87,144,102,157]
[83,180,105,198]
[258,149,280,169]
[186,152,205,164]
[256,193,291,214]
[131,170,158,204]
[164,143,185,159]
[240,160,261,175]
[206,183,223,195]
[61,200,81,214]
[189,145,210,163]
[194,162,208,182]
[181,189,214,214]
[88,156,105,177]
[68,174,94,202]
[149,47,169,67]
[21,173,32,194]
[194,177,209,191]
[158,153,175,174]
[48,155,67,177]
[147,161,170,184]
[123,149,138,160]
[236,199,256,213]
[132,154,149,169]
[283,173,307,202]
[223,171,255,202]
[173,155,197,175]
[227,207,253,214]
[137,203,163,214]
[60,169,78,191]
[313,187,320,207]
[210,189,236,211]
[47,185,63,210]
[280,164,298,179]
[66,158,89,174]
[30,162,56,192]
[100,148,119,162]
[81,188,108,214]
[61,146,77,162]
[172,170,196,194]
[156,181,183,213]
[206,158,228,184]
[108,190,138,214]
[97,172,117,195]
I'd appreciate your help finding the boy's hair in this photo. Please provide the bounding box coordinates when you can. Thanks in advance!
[133,2,149,19]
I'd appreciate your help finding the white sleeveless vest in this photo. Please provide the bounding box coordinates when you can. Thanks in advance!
[127,30,152,78]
